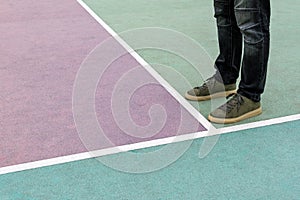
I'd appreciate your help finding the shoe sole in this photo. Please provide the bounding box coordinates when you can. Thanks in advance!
[184,90,237,101]
[208,107,262,124]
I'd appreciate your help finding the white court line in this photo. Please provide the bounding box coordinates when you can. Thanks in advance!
[218,114,300,134]
[76,0,213,131]
[1,114,299,175]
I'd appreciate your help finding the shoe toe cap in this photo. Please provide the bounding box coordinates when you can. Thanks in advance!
[210,108,226,118]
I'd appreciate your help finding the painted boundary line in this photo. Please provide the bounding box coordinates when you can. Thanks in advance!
[76,0,213,131]
[1,114,299,175]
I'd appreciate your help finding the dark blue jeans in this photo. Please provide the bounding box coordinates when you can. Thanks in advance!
[214,0,270,102]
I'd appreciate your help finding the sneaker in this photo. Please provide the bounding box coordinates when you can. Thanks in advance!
[208,93,262,124]
[185,75,236,101]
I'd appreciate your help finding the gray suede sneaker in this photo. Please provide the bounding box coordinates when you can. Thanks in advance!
[185,75,236,101]
[208,93,262,124]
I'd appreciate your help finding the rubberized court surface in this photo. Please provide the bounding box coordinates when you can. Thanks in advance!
[0,0,299,199]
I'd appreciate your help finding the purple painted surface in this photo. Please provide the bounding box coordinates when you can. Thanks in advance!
[93,57,205,148]
[0,0,205,167]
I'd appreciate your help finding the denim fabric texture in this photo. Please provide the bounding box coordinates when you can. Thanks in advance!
[213,0,270,102]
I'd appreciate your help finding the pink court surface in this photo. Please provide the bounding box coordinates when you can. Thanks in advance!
[0,0,206,168]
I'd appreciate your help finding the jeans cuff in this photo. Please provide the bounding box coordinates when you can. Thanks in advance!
[238,89,261,102]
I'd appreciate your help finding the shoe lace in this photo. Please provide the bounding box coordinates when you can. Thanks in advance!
[220,93,244,113]
[194,76,217,90]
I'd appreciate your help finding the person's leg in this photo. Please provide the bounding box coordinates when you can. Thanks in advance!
[208,0,271,124]
[235,0,271,102]
[185,0,241,101]
[214,0,242,84]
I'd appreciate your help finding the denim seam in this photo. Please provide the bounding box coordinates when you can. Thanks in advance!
[244,37,264,45]
[234,8,259,12]
[242,22,261,31]
[217,24,232,27]
[254,7,264,101]
[229,3,233,84]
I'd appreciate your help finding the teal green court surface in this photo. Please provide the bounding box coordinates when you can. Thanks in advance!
[1,120,299,199]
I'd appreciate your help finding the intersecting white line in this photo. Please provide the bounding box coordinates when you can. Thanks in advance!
[76,0,213,131]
